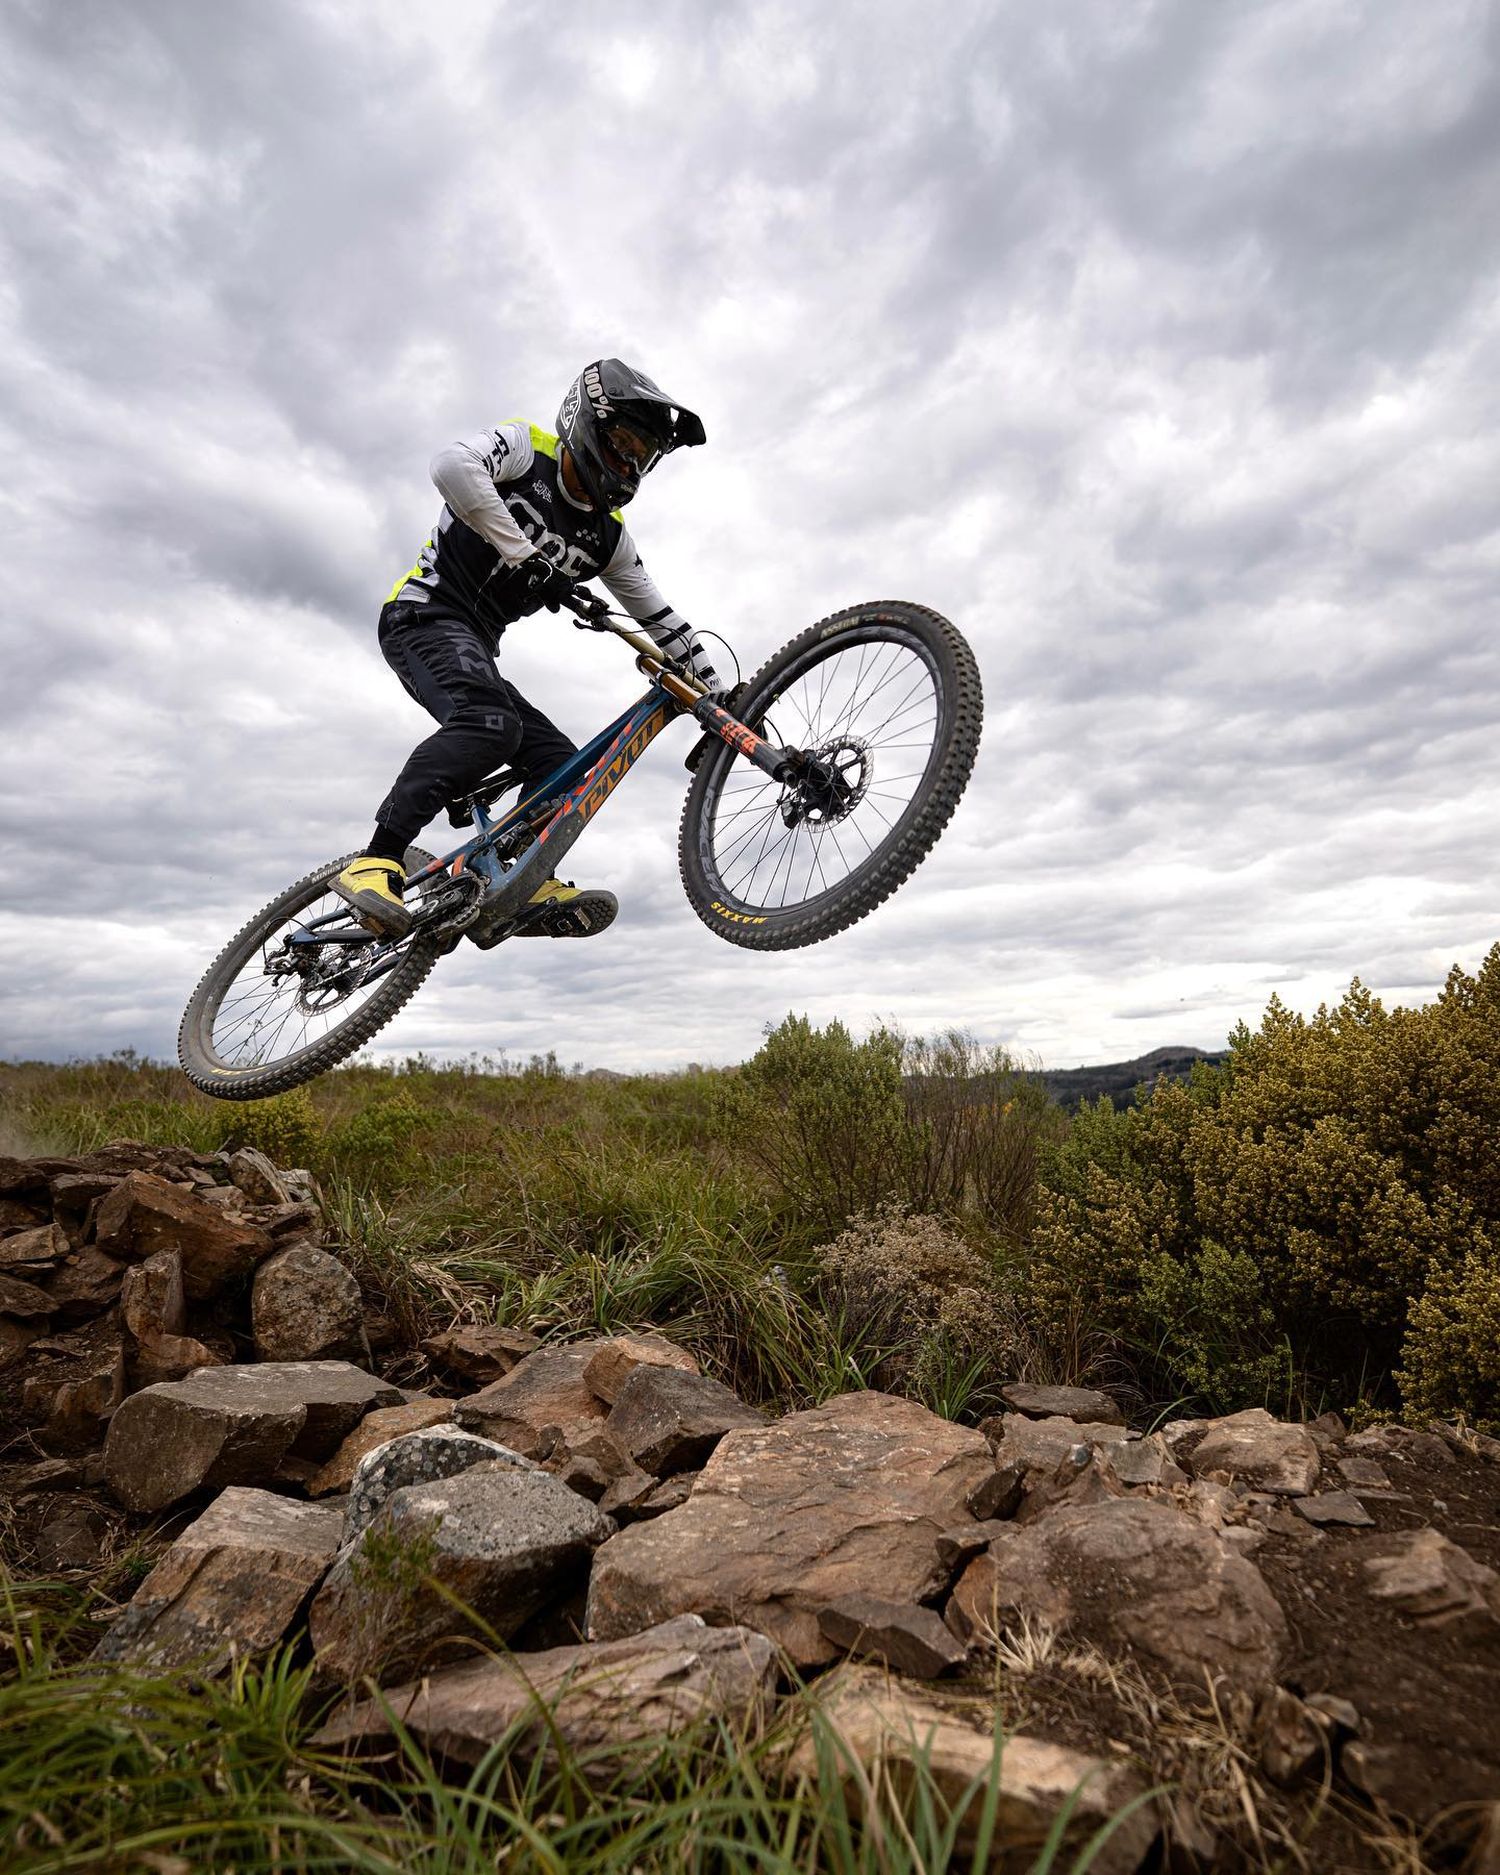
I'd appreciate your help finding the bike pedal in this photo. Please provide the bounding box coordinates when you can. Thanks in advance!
[511,890,619,940]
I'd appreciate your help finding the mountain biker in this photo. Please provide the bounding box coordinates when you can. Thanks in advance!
[333,359,726,941]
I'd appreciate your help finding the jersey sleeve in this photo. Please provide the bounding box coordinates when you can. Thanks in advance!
[429,422,538,565]
[600,526,723,689]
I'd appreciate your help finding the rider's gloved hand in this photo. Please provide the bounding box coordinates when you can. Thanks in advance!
[519,554,575,613]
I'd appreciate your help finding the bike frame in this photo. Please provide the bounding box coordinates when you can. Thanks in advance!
[406,677,680,913]
[289,599,797,954]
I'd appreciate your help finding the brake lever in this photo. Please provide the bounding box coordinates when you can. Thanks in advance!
[563,588,614,630]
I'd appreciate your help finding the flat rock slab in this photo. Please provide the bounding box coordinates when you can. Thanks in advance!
[105,1362,401,1513]
[93,1171,274,1300]
[999,1383,1124,1425]
[605,1365,766,1475]
[309,1400,458,1497]
[227,1148,291,1207]
[315,1614,776,1781]
[587,1391,994,1667]
[817,1594,967,1678]
[310,1460,615,1684]
[1361,1528,1500,1628]
[341,1425,535,1542]
[97,1487,343,1672]
[1337,1454,1394,1491]
[453,1341,610,1458]
[0,1271,54,1318]
[1184,1408,1321,1496]
[1294,1490,1375,1528]
[583,1333,700,1405]
[0,1222,67,1269]
[41,1246,127,1318]
[252,1243,363,1362]
[786,1666,1154,1875]
[948,1496,1288,1699]
[1100,1433,1185,1490]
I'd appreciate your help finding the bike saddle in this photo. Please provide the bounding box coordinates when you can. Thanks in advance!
[446,768,527,827]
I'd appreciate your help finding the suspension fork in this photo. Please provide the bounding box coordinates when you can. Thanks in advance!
[585,607,801,784]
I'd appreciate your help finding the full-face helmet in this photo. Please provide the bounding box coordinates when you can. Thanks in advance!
[556,358,706,510]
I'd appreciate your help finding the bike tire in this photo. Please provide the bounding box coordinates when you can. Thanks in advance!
[178,847,443,1100]
[678,601,982,950]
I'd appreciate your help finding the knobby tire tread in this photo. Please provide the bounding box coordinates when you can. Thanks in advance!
[677,602,982,950]
[177,849,442,1100]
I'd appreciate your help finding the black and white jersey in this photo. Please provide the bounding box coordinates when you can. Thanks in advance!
[386,420,718,685]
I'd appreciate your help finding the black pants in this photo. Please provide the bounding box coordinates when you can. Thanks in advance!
[374,602,578,844]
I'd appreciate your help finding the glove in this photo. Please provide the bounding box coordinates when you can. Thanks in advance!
[519,554,574,613]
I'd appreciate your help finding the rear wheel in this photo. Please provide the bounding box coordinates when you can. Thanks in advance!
[678,602,981,949]
[178,847,445,1099]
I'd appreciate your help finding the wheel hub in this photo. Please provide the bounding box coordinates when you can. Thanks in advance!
[781,736,871,828]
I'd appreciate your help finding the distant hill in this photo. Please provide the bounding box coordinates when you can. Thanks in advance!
[1037,1044,1228,1111]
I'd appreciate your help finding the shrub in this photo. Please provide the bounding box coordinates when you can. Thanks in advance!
[727,1016,1063,1246]
[1398,1240,1500,1431]
[324,1089,430,1192]
[725,1016,908,1234]
[900,1030,1067,1245]
[815,1204,1021,1414]
[227,1087,323,1167]
[1027,949,1500,1420]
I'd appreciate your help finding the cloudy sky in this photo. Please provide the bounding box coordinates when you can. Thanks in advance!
[3,0,1498,1075]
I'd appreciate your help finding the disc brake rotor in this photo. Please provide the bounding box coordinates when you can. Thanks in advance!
[781,735,872,828]
[291,946,377,1014]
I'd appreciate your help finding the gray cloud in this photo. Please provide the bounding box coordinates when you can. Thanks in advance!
[3,0,1498,1076]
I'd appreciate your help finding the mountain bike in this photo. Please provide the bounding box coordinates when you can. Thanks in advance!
[178,594,983,1099]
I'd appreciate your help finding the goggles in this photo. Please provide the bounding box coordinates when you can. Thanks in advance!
[600,420,665,479]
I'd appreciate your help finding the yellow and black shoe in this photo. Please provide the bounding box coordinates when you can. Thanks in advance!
[512,878,618,939]
[330,856,413,938]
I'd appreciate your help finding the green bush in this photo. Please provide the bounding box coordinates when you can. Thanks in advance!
[725,1016,908,1234]
[1398,1239,1500,1431]
[324,1089,430,1191]
[1028,949,1500,1421]
[228,1086,323,1167]
[727,1017,1063,1245]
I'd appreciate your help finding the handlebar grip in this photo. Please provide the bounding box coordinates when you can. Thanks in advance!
[564,588,613,628]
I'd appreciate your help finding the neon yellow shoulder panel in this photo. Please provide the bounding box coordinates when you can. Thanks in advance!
[387,537,432,603]
[528,423,559,459]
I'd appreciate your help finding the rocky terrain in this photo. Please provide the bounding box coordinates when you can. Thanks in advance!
[3,1141,1499,1872]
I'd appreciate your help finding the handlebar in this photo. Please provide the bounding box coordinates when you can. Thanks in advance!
[562,587,613,628]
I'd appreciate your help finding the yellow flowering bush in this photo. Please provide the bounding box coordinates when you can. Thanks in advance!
[1029,948,1500,1426]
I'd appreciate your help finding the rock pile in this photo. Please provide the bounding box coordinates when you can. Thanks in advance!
[5,1141,1500,1870]
[1,1142,348,1460]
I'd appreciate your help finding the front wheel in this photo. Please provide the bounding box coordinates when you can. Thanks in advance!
[178,848,444,1100]
[678,602,982,949]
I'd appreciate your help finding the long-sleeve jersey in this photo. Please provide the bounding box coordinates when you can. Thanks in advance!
[385,420,718,684]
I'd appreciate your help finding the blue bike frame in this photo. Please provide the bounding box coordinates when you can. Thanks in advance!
[402,680,678,923]
[287,598,796,955]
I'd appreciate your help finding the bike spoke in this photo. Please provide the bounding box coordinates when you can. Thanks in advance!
[206,882,427,1070]
[706,631,940,914]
